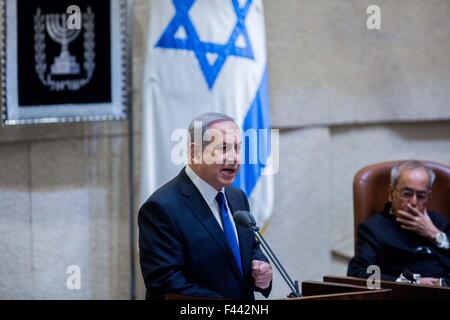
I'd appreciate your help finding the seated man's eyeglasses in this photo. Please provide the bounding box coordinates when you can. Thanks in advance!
[397,188,430,201]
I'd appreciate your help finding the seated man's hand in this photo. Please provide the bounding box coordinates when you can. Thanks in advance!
[396,204,440,240]
[419,277,442,286]
[251,260,272,289]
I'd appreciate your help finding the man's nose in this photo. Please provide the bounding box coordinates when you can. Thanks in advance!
[409,194,418,206]
[226,148,239,164]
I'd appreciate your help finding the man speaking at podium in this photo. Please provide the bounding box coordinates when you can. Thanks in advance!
[138,113,273,300]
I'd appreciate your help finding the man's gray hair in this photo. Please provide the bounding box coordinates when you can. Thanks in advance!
[187,112,236,150]
[390,160,436,190]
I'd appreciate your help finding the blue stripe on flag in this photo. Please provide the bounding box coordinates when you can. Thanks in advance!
[233,65,271,196]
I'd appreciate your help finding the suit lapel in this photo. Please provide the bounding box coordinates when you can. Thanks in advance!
[179,170,245,284]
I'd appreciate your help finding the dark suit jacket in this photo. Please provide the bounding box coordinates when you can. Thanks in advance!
[348,203,450,284]
[138,168,272,300]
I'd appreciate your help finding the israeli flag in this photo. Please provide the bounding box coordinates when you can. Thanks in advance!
[141,0,274,224]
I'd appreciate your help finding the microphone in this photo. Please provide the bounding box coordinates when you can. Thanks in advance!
[233,211,301,298]
[402,269,417,283]
[233,210,256,228]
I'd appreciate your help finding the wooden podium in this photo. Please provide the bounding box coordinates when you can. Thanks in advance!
[165,281,392,300]
[322,275,450,300]
[165,276,450,300]
[286,280,391,300]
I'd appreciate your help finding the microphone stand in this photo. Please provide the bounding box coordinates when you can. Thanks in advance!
[251,225,301,298]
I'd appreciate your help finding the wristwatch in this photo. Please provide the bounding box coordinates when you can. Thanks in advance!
[434,231,450,249]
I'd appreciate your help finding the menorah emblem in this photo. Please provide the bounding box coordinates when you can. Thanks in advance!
[34,7,96,91]
[46,13,81,75]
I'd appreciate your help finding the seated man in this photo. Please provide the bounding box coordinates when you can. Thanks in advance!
[348,160,450,286]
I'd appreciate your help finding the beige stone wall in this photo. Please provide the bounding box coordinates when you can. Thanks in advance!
[267,0,450,127]
[0,0,150,299]
[1,0,450,299]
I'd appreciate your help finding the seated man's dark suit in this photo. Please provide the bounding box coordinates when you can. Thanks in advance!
[138,168,271,300]
[348,203,450,283]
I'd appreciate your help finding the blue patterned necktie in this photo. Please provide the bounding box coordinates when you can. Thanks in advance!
[215,191,243,277]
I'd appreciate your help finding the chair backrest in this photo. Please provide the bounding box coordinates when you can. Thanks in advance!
[353,160,450,241]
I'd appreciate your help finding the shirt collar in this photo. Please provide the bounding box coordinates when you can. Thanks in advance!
[185,166,224,206]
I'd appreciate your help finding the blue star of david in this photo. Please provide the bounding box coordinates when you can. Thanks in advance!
[156,0,254,89]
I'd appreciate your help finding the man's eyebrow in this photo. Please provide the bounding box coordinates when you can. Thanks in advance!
[221,142,241,149]
[401,187,428,192]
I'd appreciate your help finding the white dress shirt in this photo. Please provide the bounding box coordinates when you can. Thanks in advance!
[185,166,240,244]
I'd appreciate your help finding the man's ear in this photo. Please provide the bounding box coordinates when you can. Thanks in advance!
[388,184,394,202]
[189,143,202,164]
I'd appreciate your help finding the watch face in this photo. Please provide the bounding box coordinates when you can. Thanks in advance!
[436,232,445,242]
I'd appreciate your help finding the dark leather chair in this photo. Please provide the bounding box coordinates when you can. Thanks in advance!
[353,160,450,243]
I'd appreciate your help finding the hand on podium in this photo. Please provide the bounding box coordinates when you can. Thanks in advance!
[252,260,272,289]
[420,277,446,286]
